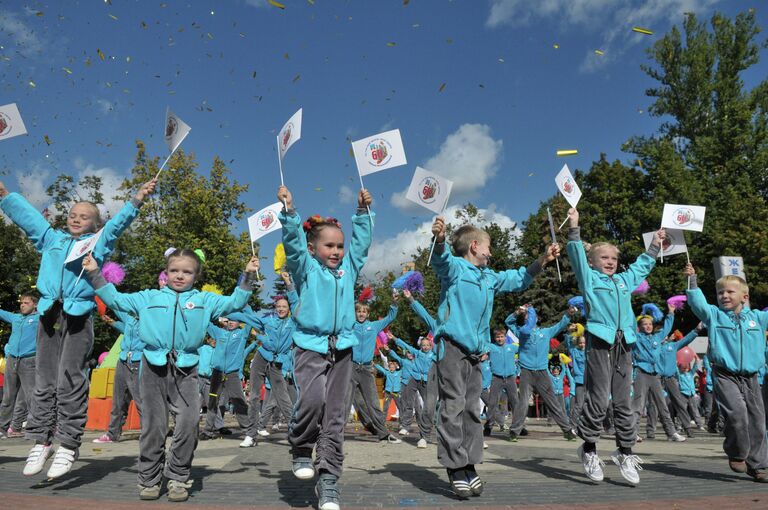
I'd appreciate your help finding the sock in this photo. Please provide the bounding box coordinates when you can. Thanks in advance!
[619,446,632,455]
[582,441,596,453]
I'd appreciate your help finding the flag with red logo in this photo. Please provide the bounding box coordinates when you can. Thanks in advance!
[278,108,302,161]
[405,166,453,215]
[643,229,687,257]
[554,164,582,208]
[352,129,407,177]
[0,103,28,142]
[248,202,283,243]
[661,204,706,232]
[65,229,104,264]
[163,107,191,154]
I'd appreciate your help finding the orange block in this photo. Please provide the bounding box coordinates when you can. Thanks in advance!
[85,397,112,431]
[385,399,398,421]
[123,401,141,431]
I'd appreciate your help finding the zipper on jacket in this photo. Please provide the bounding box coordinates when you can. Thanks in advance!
[59,238,74,300]
[171,292,179,357]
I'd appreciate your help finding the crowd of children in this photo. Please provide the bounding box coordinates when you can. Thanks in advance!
[2,176,768,510]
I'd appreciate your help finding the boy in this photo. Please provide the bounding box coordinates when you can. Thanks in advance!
[392,335,436,448]
[375,360,402,421]
[484,328,519,436]
[0,293,39,438]
[566,207,664,485]
[564,326,586,428]
[684,263,768,481]
[430,216,558,498]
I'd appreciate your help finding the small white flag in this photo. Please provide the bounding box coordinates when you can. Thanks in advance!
[248,203,283,243]
[554,164,582,208]
[405,166,453,215]
[643,229,687,257]
[278,108,302,160]
[65,229,104,264]
[661,203,706,232]
[0,103,28,141]
[164,107,191,154]
[352,129,407,177]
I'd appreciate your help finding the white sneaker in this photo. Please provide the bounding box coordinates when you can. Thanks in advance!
[483,441,489,449]
[256,429,270,437]
[398,428,409,436]
[271,423,280,431]
[23,443,53,476]
[384,434,402,444]
[668,432,686,442]
[577,444,604,482]
[611,449,643,485]
[239,436,256,448]
[46,446,78,479]
[416,438,427,449]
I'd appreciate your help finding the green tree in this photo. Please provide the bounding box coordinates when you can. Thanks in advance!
[0,220,40,346]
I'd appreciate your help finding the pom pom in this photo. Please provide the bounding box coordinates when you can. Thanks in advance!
[158,271,168,287]
[632,280,650,295]
[97,351,109,366]
[641,303,663,323]
[567,296,585,316]
[164,247,176,258]
[202,283,222,295]
[358,286,374,303]
[376,331,388,347]
[667,295,687,310]
[274,243,286,274]
[95,296,107,317]
[559,352,572,365]
[102,262,125,285]
[392,271,425,295]
[571,323,585,338]
[194,249,206,264]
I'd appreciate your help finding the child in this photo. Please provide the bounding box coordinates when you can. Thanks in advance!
[0,177,156,479]
[84,249,259,500]
[684,263,768,481]
[430,216,558,497]
[564,325,586,428]
[277,184,372,510]
[375,360,402,422]
[0,293,39,438]
[630,305,686,442]
[197,337,216,415]
[549,363,573,422]
[654,325,702,438]
[507,305,575,441]
[566,207,664,485]
[676,362,704,429]
[93,311,145,443]
[484,328,519,437]
[259,346,297,433]
[382,344,417,436]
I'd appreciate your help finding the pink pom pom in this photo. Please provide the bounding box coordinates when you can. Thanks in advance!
[667,295,687,310]
[632,280,650,295]
[97,352,109,365]
[158,271,168,286]
[102,262,126,285]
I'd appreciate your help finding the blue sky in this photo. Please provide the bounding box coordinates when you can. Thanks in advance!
[1,0,766,283]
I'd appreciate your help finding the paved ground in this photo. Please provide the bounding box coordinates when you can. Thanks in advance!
[0,419,766,509]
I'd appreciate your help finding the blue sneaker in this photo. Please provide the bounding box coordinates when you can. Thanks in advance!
[315,472,340,510]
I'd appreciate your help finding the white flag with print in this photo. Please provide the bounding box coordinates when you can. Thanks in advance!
[643,229,687,257]
[278,108,302,160]
[352,129,407,177]
[0,103,28,141]
[163,107,191,154]
[65,229,104,264]
[405,166,453,215]
[555,164,582,208]
[248,202,283,243]
[661,204,706,232]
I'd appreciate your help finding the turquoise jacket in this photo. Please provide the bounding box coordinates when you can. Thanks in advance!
[0,309,39,358]
[701,354,714,392]
[352,305,398,364]
[632,313,675,374]
[564,334,586,385]
[409,299,445,361]
[92,273,252,368]
[550,365,573,395]
[227,288,298,362]
[387,350,414,385]
[198,344,215,377]
[481,359,492,389]
[431,244,539,354]
[279,347,294,378]
[280,209,372,354]
[510,307,571,371]
[110,310,145,362]
[395,337,434,381]
[687,282,768,375]
[207,324,251,374]
[1,193,141,316]
[375,364,402,393]
[657,329,698,377]
[487,341,519,377]
[677,369,697,396]
[567,227,658,345]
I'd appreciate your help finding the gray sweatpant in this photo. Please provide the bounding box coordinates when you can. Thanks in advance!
[399,379,418,429]
[436,340,483,470]
[107,359,142,441]
[26,304,93,449]
[569,384,585,429]
[260,377,297,428]
[575,333,635,449]
[289,346,352,478]
[0,355,35,431]
[714,368,768,470]
[204,370,248,434]
[632,370,676,438]
[382,391,403,420]
[510,368,571,434]
[662,375,693,433]
[413,375,438,440]
[248,352,294,438]
[345,363,389,439]
[198,377,224,429]
[486,375,518,429]
[138,357,200,486]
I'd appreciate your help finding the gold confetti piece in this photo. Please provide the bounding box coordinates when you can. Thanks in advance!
[97,48,105,61]
[594,49,604,56]
[283,53,290,59]
[28,80,36,87]
[446,38,453,44]
[126,56,131,63]
[632,26,653,35]
[387,42,396,47]
[349,148,354,157]
[307,0,315,4]
[556,149,578,156]
[438,82,446,92]
[268,0,286,9]
[108,13,118,20]
[553,43,559,49]
[206,32,214,39]
[62,67,73,74]
[44,135,52,145]
[35,11,44,17]
[292,74,301,82]
[314,187,322,191]
[528,172,534,177]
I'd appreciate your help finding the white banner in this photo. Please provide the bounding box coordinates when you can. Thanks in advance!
[164,107,191,154]
[65,229,104,264]
[661,203,706,232]
[405,166,453,215]
[554,164,582,208]
[0,103,28,141]
[643,228,687,257]
[352,129,407,177]
[248,202,283,243]
[278,108,302,160]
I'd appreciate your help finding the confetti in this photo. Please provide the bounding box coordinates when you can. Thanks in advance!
[28,80,36,88]
[556,149,578,156]
[252,71,257,78]
[632,26,653,35]
[108,14,118,20]
[62,67,73,74]
[498,58,505,63]
[553,43,559,49]
[97,48,106,61]
[268,0,286,9]
[292,74,301,82]
[44,135,52,145]
[314,187,322,191]
[35,11,44,17]
[594,49,604,56]
[438,82,446,92]
[387,42,396,47]
[307,0,315,4]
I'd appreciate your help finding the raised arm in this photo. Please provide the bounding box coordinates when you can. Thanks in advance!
[0,308,20,324]
[0,192,58,251]
[374,364,388,376]
[409,297,437,332]
[369,304,398,333]
[683,264,715,325]
[518,306,538,336]
[659,311,676,339]
[395,337,419,357]
[347,189,374,276]
[539,313,571,339]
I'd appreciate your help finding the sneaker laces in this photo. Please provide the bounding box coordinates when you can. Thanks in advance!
[620,454,644,472]
[318,477,340,502]
[168,479,193,489]
[585,451,605,472]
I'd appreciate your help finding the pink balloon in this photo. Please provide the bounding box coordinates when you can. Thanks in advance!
[98,351,109,365]
[376,331,388,346]
[676,346,696,365]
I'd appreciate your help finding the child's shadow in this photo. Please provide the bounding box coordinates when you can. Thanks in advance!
[188,464,249,497]
[274,470,317,507]
[491,456,630,487]
[369,463,464,501]
[645,458,745,482]
[32,454,138,491]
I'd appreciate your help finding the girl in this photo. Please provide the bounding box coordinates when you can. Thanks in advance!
[83,249,259,501]
[277,184,372,510]
[0,177,156,479]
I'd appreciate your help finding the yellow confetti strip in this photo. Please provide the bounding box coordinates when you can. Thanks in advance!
[268,0,286,9]
[632,26,653,35]
[108,14,118,20]
[62,67,73,74]
[594,49,604,56]
[557,149,578,156]
[438,82,446,92]
[28,80,36,88]
[553,43,559,49]
[97,48,105,61]
[44,135,52,145]
[387,42,396,47]
[35,11,44,17]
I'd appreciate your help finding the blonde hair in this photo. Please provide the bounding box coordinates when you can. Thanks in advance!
[716,275,749,294]
[72,201,103,231]
[452,225,490,257]
[355,302,369,313]
[588,242,619,262]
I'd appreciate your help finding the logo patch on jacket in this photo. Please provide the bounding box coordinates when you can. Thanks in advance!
[749,320,757,328]
[185,301,196,310]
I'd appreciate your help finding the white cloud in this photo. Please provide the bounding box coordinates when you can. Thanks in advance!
[15,166,51,209]
[391,124,502,212]
[0,10,44,56]
[361,204,519,279]
[337,184,356,205]
[243,0,269,8]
